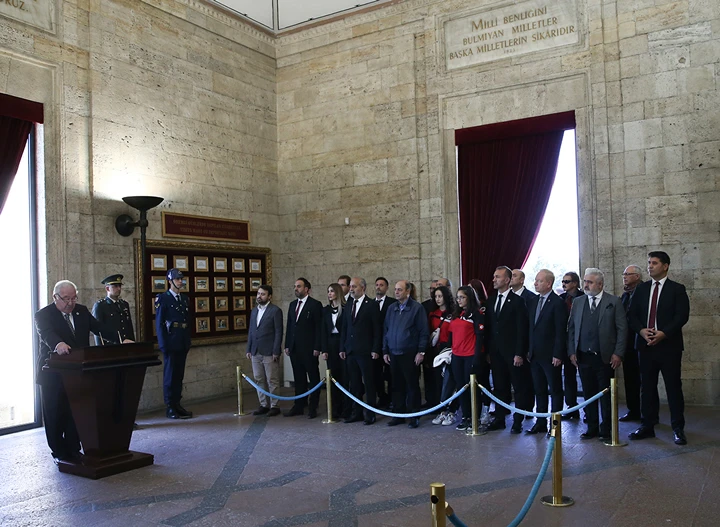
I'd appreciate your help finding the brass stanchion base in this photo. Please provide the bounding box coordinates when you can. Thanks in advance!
[541,495,574,507]
[234,410,250,417]
[603,439,628,447]
[321,418,339,424]
[465,425,488,436]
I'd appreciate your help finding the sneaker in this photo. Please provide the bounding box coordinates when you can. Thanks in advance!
[455,418,469,431]
[442,413,457,426]
[432,412,447,425]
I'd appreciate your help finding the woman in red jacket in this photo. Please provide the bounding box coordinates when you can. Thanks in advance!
[429,286,456,425]
[447,286,485,431]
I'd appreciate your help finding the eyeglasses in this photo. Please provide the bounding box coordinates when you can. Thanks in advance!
[561,280,573,285]
[56,295,78,303]
[622,272,639,276]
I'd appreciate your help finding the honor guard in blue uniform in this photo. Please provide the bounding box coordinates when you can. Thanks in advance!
[92,274,135,345]
[156,268,193,419]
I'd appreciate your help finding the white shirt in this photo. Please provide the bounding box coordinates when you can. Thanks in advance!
[256,302,268,327]
[587,290,604,308]
[375,295,388,311]
[647,276,668,328]
[513,286,526,297]
[295,296,306,320]
[350,296,365,317]
[495,289,510,312]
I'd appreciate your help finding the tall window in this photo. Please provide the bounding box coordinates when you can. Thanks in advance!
[0,132,39,433]
[521,130,579,290]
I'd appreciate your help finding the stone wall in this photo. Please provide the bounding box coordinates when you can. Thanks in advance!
[0,0,278,410]
[275,0,720,405]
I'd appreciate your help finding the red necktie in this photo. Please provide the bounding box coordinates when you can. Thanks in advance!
[295,300,302,321]
[648,282,660,329]
[352,299,357,321]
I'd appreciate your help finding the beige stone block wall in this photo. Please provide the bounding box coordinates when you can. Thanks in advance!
[276,0,720,404]
[1,0,277,411]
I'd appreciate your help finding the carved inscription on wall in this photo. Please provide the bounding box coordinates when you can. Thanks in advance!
[444,0,579,70]
[0,0,55,32]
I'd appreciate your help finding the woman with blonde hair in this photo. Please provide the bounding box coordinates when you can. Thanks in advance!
[321,283,350,419]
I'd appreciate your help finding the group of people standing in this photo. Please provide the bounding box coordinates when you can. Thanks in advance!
[248,251,690,447]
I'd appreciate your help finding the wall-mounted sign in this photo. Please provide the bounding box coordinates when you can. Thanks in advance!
[444,0,579,70]
[162,212,250,243]
[0,0,55,33]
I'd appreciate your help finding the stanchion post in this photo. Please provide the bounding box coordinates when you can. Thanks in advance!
[466,375,486,436]
[322,370,337,424]
[430,482,446,527]
[234,366,249,417]
[606,377,628,447]
[541,412,573,507]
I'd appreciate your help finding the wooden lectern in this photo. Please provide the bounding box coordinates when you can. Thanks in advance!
[44,342,161,479]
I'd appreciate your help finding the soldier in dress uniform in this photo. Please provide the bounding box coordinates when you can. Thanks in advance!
[155,268,193,420]
[92,274,135,345]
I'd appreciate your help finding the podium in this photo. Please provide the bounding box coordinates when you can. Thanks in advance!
[44,342,161,479]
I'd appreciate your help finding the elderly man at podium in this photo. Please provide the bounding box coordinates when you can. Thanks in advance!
[34,279,133,465]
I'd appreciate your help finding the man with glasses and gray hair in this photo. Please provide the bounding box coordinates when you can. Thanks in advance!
[620,265,643,422]
[567,268,627,441]
[34,280,131,465]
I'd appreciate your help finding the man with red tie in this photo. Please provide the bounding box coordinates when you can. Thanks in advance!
[628,251,690,445]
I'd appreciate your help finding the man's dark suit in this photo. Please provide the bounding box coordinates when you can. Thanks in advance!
[567,292,627,437]
[34,303,107,459]
[485,290,532,426]
[621,289,641,417]
[374,296,397,406]
[341,295,382,420]
[559,289,584,412]
[527,292,567,418]
[518,288,537,305]
[628,279,690,432]
[285,295,323,411]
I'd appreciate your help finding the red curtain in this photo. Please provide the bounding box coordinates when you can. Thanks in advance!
[0,93,43,215]
[457,112,574,285]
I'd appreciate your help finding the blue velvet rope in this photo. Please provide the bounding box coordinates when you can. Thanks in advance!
[448,512,469,527]
[477,383,608,418]
[506,436,556,527]
[333,380,469,418]
[242,375,325,401]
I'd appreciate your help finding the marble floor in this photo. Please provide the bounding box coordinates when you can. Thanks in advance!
[1,392,719,527]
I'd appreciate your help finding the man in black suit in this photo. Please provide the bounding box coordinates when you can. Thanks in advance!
[485,266,532,434]
[567,268,627,441]
[526,269,566,435]
[284,278,323,418]
[374,277,397,408]
[34,280,131,464]
[341,277,382,424]
[246,284,284,416]
[559,271,584,419]
[628,251,690,445]
[511,269,538,305]
[620,265,643,422]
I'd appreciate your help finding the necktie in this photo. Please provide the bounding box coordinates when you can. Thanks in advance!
[535,296,544,323]
[352,299,357,321]
[63,313,75,335]
[648,282,660,329]
[495,294,503,314]
[590,296,597,314]
[295,300,302,321]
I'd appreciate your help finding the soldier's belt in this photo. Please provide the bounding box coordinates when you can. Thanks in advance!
[171,322,189,328]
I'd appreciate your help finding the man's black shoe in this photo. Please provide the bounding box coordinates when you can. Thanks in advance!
[284,406,304,417]
[486,418,506,431]
[408,417,420,428]
[387,417,405,426]
[581,429,599,440]
[566,411,581,420]
[253,406,269,416]
[344,414,363,423]
[307,408,318,419]
[674,429,687,445]
[176,405,193,418]
[619,412,641,422]
[267,407,281,417]
[510,421,523,434]
[364,416,376,425]
[166,406,181,419]
[526,422,547,435]
[628,426,655,440]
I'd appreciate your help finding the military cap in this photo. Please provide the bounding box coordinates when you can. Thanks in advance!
[101,274,124,285]
[167,268,184,280]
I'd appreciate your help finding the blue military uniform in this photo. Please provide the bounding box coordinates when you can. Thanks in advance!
[155,269,192,418]
[92,274,135,345]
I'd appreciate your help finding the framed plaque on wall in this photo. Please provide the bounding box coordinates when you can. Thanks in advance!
[134,239,271,345]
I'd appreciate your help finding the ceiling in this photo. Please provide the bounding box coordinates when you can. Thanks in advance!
[209,0,393,32]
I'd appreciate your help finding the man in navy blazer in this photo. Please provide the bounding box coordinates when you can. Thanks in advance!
[373,277,397,408]
[526,270,567,435]
[341,277,382,424]
[511,269,539,305]
[34,280,125,464]
[284,278,323,418]
[628,251,690,445]
[567,268,627,441]
[485,266,532,434]
[246,284,283,416]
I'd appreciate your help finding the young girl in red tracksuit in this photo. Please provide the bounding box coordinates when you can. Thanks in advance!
[447,285,485,431]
